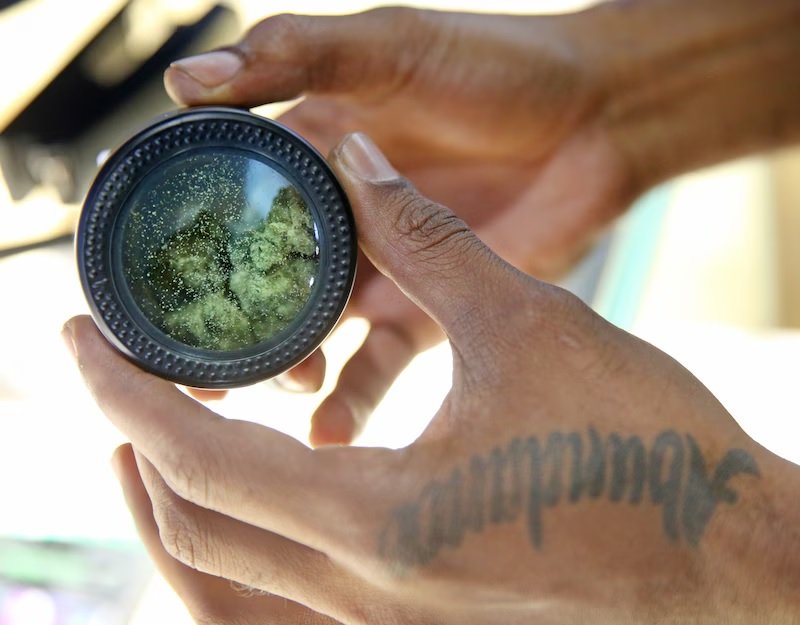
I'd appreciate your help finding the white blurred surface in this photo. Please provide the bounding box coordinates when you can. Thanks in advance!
[629,157,800,466]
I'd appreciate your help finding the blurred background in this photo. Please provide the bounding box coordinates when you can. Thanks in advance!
[1,0,799,623]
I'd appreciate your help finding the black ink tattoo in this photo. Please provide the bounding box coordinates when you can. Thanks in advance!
[378,429,759,568]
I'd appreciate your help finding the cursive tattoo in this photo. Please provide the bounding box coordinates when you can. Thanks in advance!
[378,429,759,568]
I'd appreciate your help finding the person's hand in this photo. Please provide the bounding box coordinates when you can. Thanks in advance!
[64,134,800,624]
[164,8,637,445]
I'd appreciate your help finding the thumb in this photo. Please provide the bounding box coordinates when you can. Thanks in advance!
[164,8,435,106]
[330,133,524,348]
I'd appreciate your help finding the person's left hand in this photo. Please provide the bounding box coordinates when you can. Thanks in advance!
[166,8,637,444]
[63,134,797,624]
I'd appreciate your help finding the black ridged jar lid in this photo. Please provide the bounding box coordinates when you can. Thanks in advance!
[77,107,356,388]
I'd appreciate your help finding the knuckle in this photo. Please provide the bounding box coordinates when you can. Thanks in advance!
[368,552,467,610]
[386,184,478,270]
[363,6,434,42]
[156,506,218,574]
[538,282,589,321]
[363,6,441,98]
[244,13,306,60]
[161,442,218,508]
[511,279,586,331]
[364,5,421,25]
[523,281,612,369]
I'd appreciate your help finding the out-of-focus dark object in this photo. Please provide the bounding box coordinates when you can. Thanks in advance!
[0,0,240,204]
[0,0,25,11]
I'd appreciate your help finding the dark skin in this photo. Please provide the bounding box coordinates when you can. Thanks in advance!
[169,8,634,444]
[171,2,800,446]
[66,132,800,624]
[65,1,800,622]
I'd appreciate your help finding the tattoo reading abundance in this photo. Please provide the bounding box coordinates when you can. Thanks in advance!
[378,429,759,569]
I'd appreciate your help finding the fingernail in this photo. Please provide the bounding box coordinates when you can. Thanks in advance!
[338,133,399,183]
[61,322,77,361]
[170,50,242,88]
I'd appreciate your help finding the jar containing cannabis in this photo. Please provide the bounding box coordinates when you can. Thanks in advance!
[77,107,356,388]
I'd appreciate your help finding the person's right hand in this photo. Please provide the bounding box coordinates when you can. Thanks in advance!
[70,133,800,625]
[165,8,638,445]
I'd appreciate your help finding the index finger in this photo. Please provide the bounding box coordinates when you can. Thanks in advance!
[164,9,435,107]
[65,315,395,560]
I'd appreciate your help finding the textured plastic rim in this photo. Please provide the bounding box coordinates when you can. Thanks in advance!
[77,107,356,388]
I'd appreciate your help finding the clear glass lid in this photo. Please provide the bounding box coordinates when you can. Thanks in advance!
[118,148,320,352]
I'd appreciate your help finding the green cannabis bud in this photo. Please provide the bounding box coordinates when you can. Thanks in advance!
[148,186,318,350]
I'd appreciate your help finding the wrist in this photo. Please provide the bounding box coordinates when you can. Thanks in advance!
[565,0,800,193]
